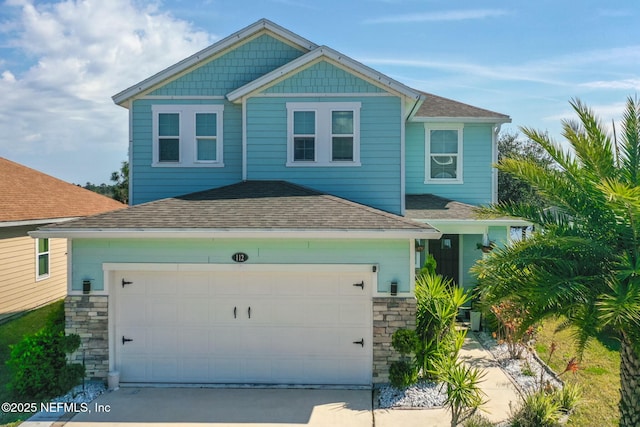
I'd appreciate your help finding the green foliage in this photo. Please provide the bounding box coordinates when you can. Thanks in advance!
[6,304,84,400]
[110,160,129,204]
[391,328,420,356]
[552,382,582,413]
[419,253,438,277]
[462,413,495,427]
[473,97,640,427]
[388,360,419,389]
[435,357,487,427]
[509,390,563,427]
[415,272,470,379]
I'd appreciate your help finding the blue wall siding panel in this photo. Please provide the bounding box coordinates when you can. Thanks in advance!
[264,61,385,94]
[245,96,403,214]
[130,99,242,205]
[71,238,412,293]
[149,34,306,97]
[405,122,494,205]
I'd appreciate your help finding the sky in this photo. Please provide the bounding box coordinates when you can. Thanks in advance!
[0,0,638,185]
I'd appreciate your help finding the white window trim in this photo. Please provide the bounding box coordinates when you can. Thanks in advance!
[425,123,463,184]
[286,102,361,167]
[35,238,50,281]
[152,104,224,167]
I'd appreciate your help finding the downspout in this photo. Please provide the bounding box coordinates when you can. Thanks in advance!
[242,97,247,181]
[127,100,133,206]
[492,124,502,204]
[400,101,406,215]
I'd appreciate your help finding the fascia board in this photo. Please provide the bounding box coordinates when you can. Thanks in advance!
[112,19,317,106]
[412,116,512,124]
[227,46,422,103]
[1,217,81,228]
[30,228,441,240]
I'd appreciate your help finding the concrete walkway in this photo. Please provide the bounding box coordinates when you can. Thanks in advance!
[374,334,521,426]
[21,333,520,427]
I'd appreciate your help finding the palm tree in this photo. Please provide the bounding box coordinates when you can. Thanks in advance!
[472,97,640,426]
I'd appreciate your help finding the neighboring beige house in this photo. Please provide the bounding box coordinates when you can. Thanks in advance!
[0,157,125,322]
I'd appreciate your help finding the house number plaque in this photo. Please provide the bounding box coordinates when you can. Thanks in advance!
[231,252,249,263]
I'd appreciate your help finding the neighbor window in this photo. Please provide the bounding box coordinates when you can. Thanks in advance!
[36,238,49,280]
[510,225,534,242]
[425,124,463,183]
[287,102,361,166]
[152,105,224,167]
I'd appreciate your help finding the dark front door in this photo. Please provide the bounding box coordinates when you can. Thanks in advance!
[428,234,460,285]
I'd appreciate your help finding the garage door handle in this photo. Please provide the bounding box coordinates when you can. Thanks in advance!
[248,306,251,319]
[353,338,364,347]
[234,307,237,319]
[122,336,133,345]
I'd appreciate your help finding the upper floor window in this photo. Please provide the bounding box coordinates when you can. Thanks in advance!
[152,105,224,167]
[36,238,49,280]
[287,102,361,167]
[425,124,463,184]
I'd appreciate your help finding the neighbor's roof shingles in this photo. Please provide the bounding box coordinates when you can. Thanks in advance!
[405,194,480,220]
[0,157,126,223]
[42,181,436,232]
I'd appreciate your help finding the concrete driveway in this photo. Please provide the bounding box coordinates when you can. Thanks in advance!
[61,387,373,427]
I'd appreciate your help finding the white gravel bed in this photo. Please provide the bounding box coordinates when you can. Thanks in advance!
[50,381,106,404]
[377,380,447,408]
[377,331,564,409]
[475,331,563,394]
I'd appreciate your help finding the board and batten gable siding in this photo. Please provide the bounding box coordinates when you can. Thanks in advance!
[149,34,307,97]
[70,238,410,295]
[0,226,66,322]
[130,99,242,205]
[405,122,494,205]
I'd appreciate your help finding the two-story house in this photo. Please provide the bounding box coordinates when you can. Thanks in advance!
[34,19,524,387]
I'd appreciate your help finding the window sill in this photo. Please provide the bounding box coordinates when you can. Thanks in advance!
[286,161,361,167]
[424,179,464,185]
[36,274,50,282]
[152,162,225,168]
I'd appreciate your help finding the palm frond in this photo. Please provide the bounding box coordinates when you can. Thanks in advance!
[620,96,640,186]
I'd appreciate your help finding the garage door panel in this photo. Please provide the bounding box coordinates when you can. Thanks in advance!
[179,328,210,354]
[115,268,373,385]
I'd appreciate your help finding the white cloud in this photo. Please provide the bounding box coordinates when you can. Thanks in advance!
[364,9,509,24]
[582,79,640,91]
[0,0,214,182]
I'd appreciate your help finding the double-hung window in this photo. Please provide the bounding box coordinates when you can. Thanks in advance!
[425,124,463,183]
[152,105,224,167]
[287,102,361,166]
[36,238,49,280]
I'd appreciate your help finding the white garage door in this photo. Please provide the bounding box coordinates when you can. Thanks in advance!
[112,265,373,386]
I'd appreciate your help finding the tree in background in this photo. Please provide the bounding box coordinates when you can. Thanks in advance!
[497,131,554,207]
[474,97,640,426]
[110,161,129,205]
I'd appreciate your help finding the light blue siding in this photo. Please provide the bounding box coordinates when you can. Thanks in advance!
[405,122,494,205]
[461,234,483,292]
[71,238,411,293]
[130,99,242,205]
[246,95,403,214]
[150,34,306,97]
[264,61,385,94]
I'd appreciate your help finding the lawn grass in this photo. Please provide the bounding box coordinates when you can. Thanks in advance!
[0,300,63,426]
[534,317,620,427]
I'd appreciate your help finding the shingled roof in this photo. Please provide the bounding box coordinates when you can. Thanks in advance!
[405,194,480,220]
[36,181,439,239]
[414,91,510,122]
[0,157,125,223]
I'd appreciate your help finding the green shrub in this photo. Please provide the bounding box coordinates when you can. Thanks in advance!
[6,304,84,400]
[552,383,581,413]
[415,272,470,379]
[462,413,495,427]
[391,329,420,356]
[389,360,419,389]
[510,390,562,427]
[435,358,487,427]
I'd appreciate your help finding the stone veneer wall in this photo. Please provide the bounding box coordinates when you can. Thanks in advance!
[372,297,417,384]
[65,295,109,380]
